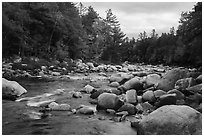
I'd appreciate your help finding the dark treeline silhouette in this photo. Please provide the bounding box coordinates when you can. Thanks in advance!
[2,2,202,67]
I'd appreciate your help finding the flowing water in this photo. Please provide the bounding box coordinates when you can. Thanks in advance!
[2,77,137,135]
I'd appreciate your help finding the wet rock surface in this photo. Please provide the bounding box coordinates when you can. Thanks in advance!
[2,60,202,135]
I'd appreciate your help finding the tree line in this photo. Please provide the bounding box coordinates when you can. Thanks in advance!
[2,2,202,67]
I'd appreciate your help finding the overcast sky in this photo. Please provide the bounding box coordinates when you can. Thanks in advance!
[82,2,196,38]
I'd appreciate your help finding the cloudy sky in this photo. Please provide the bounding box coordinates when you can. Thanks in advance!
[82,2,195,38]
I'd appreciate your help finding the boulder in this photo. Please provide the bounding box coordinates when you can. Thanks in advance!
[78,105,95,115]
[185,93,202,109]
[132,105,202,135]
[153,90,166,98]
[186,84,202,94]
[195,75,202,84]
[109,81,120,88]
[48,102,71,111]
[97,93,124,111]
[132,72,148,77]
[136,102,154,114]
[142,90,156,103]
[51,72,61,76]
[125,89,137,105]
[90,88,106,99]
[111,88,122,95]
[167,89,185,100]
[155,94,177,108]
[2,78,27,100]
[73,92,82,98]
[120,77,143,91]
[175,78,196,91]
[144,74,161,88]
[118,103,137,115]
[137,96,143,103]
[86,62,94,69]
[157,68,189,91]
[80,84,96,94]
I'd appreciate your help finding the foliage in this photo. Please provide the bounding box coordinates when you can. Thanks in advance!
[2,2,202,67]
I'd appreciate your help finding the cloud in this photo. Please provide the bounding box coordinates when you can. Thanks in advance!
[82,2,196,38]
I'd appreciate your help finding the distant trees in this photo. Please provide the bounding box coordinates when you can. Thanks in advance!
[2,2,202,67]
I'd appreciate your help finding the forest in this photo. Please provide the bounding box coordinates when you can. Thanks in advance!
[2,2,202,67]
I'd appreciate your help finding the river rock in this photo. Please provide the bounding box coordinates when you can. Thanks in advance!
[167,89,185,100]
[175,78,196,91]
[153,90,166,98]
[195,75,202,84]
[90,89,105,99]
[2,78,27,100]
[73,92,82,98]
[111,88,122,95]
[132,72,148,77]
[80,84,96,94]
[51,71,61,76]
[186,84,202,94]
[132,105,202,135]
[185,93,202,109]
[155,94,177,108]
[136,102,154,114]
[86,62,94,69]
[109,81,120,88]
[144,74,161,88]
[125,89,137,105]
[118,103,137,115]
[142,90,156,103]
[97,93,124,111]
[120,76,143,92]
[48,102,71,111]
[78,105,95,115]
[157,68,189,91]
[137,96,143,103]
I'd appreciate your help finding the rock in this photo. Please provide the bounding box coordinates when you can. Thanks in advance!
[186,84,202,94]
[80,84,95,94]
[195,75,202,84]
[41,66,47,71]
[73,92,82,98]
[78,106,95,115]
[157,68,189,91]
[90,88,107,99]
[185,93,202,109]
[86,62,94,69]
[111,88,122,95]
[109,82,120,88]
[132,72,148,77]
[155,94,177,108]
[153,90,166,98]
[27,99,56,107]
[136,102,154,114]
[109,73,131,84]
[175,78,196,91]
[125,89,137,105]
[142,90,156,103]
[2,78,27,100]
[118,103,137,115]
[196,103,202,113]
[132,105,202,135]
[116,111,129,116]
[167,89,185,100]
[137,96,143,103]
[51,72,61,76]
[48,102,71,111]
[144,74,161,88]
[120,77,143,91]
[97,93,124,111]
